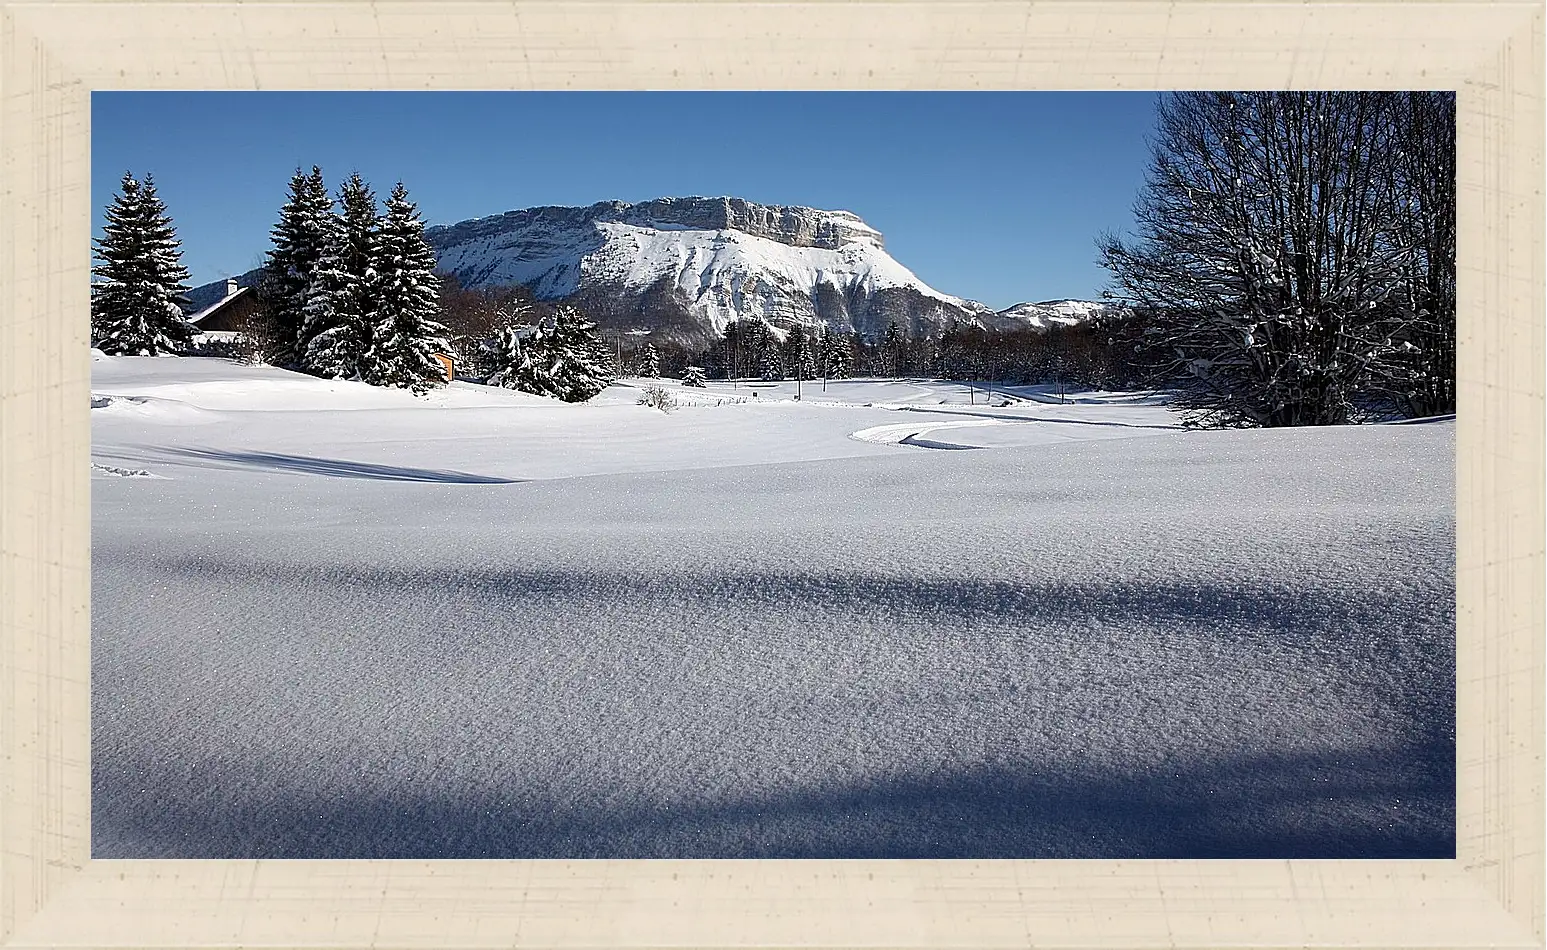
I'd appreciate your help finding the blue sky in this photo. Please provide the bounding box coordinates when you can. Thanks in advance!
[92,92,1160,309]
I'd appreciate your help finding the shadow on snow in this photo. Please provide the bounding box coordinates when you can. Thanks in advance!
[91,739,1455,860]
[155,446,522,484]
[90,555,1455,861]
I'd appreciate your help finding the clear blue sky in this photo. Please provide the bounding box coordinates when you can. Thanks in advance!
[92,92,1160,309]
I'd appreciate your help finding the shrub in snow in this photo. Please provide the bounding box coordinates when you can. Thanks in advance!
[91,173,197,356]
[682,366,707,387]
[636,385,677,413]
[486,306,615,402]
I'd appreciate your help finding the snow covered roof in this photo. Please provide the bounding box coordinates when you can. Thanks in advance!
[186,285,251,325]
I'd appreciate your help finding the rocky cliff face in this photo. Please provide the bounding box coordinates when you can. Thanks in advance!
[424,196,1006,346]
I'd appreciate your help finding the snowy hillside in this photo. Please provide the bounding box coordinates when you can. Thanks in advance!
[996,298,1108,329]
[91,356,1454,860]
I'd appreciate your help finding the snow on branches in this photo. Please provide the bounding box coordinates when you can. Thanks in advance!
[1100,92,1455,427]
[91,173,197,356]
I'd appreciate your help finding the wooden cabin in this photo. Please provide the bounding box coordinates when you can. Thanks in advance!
[186,278,263,334]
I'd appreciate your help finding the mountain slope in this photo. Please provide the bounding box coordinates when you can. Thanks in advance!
[425,196,1008,345]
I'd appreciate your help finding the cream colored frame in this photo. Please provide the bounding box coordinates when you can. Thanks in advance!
[1,2,1541,947]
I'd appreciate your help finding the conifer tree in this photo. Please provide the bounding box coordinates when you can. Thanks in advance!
[546,305,617,401]
[751,322,784,380]
[820,329,852,379]
[784,324,819,380]
[304,174,380,380]
[485,324,538,391]
[91,173,197,355]
[682,365,707,387]
[634,342,662,378]
[487,306,614,402]
[366,182,452,392]
[263,167,334,365]
[881,321,905,377]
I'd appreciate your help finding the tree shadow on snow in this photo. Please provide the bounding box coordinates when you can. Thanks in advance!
[91,738,1455,860]
[159,447,522,484]
[90,557,1455,861]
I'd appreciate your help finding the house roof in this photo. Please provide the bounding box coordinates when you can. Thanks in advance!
[186,286,252,326]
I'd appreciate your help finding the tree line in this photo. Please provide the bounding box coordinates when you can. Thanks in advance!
[592,315,1137,395]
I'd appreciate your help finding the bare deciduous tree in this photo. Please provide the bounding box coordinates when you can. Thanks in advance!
[1100,91,1456,427]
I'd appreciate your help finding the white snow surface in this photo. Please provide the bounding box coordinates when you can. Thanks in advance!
[995,298,1107,329]
[92,357,1454,859]
[430,215,977,337]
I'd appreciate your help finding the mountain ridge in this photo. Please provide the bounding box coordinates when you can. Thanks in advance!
[188,196,1108,345]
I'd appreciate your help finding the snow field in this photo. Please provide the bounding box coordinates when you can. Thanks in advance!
[90,357,1454,858]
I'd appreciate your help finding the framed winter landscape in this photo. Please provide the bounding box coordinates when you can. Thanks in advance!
[2,0,1542,948]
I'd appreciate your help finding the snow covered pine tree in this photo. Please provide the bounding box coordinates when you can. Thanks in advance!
[682,366,708,387]
[484,306,612,401]
[820,328,852,380]
[881,321,905,378]
[367,182,453,392]
[634,342,662,378]
[784,325,819,381]
[755,323,785,381]
[545,305,617,401]
[91,173,197,355]
[304,174,379,381]
[262,166,335,366]
[485,323,538,392]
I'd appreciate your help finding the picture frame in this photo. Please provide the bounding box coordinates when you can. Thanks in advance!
[2,1,1540,946]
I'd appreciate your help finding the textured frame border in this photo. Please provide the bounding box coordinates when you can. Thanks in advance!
[1,2,1541,947]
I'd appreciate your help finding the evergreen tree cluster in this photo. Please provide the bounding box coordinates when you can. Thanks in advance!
[262,168,450,393]
[783,325,820,381]
[698,318,847,382]
[484,305,617,402]
[677,314,1150,392]
[91,173,197,356]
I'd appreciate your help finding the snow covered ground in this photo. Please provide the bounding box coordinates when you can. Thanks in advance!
[91,356,1455,858]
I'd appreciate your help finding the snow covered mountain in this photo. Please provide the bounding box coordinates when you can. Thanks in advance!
[995,299,1108,329]
[424,196,1097,345]
[190,196,1108,346]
